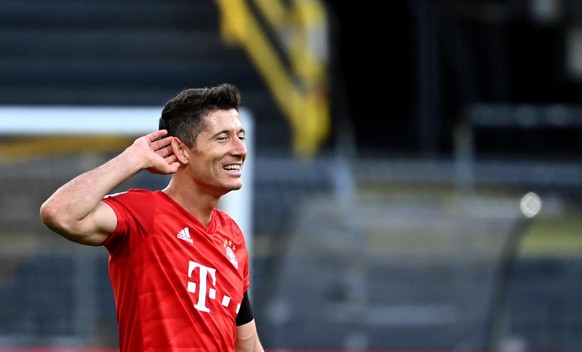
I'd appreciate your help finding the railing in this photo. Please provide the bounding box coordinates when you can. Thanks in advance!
[214,0,330,158]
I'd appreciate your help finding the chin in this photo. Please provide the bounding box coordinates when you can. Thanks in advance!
[222,183,242,193]
[229,184,243,191]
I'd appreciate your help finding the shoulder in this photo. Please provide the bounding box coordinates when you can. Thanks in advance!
[104,188,156,202]
[214,209,243,234]
[102,189,163,215]
[214,208,236,223]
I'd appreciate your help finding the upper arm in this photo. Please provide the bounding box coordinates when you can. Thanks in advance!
[235,319,264,352]
[41,200,117,246]
[80,200,118,245]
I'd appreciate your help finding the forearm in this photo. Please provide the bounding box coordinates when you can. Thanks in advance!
[235,320,264,352]
[40,148,144,242]
[235,336,264,352]
[49,150,142,211]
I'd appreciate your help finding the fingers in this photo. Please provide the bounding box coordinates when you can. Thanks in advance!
[146,155,180,175]
[146,129,173,149]
[148,129,168,141]
[151,135,177,164]
[164,153,178,165]
[151,136,174,152]
[152,139,173,153]
[159,146,176,159]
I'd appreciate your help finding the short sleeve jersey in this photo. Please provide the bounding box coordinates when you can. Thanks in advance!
[101,189,250,352]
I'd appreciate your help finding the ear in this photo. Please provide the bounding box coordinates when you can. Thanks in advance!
[171,137,190,164]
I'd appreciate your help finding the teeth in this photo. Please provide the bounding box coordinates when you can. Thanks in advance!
[223,164,240,171]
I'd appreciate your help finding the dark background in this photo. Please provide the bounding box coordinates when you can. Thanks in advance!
[326,1,413,154]
[326,0,582,159]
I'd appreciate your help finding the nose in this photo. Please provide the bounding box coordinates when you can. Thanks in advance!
[231,136,247,157]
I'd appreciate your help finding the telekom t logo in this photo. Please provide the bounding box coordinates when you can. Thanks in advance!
[187,261,217,312]
[187,260,238,313]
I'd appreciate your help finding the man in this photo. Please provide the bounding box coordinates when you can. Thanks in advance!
[40,83,265,352]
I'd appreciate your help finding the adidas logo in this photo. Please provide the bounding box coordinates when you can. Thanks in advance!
[177,227,193,244]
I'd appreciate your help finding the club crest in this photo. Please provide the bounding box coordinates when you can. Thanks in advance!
[225,246,238,269]
[224,239,238,269]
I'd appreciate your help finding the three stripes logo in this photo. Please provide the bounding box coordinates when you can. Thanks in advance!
[177,227,193,244]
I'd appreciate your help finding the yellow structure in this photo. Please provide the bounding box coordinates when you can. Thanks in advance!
[214,0,330,158]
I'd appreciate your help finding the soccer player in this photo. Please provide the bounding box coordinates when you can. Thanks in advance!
[40,83,265,352]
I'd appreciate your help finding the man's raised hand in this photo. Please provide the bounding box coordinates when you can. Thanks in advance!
[133,130,181,175]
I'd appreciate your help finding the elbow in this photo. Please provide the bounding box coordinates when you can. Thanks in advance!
[40,199,58,229]
[39,200,107,246]
[39,200,82,243]
[40,199,68,235]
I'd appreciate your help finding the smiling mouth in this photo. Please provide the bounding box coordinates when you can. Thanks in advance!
[223,164,241,171]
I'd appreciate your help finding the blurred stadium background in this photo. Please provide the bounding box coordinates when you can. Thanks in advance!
[1,0,582,351]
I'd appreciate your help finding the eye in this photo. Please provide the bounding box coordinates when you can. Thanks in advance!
[238,135,246,141]
[216,133,228,141]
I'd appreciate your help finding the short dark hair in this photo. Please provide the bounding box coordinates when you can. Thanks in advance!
[159,83,241,147]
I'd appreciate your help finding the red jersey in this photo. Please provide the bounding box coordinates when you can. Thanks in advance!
[102,189,250,352]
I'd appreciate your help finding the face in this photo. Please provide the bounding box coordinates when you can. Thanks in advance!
[186,108,247,196]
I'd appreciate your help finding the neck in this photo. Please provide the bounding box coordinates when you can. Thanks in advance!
[162,181,220,227]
